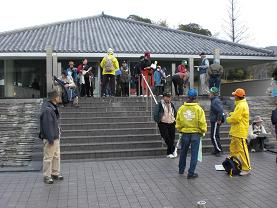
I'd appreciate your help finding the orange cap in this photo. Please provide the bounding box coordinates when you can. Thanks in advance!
[232,88,246,97]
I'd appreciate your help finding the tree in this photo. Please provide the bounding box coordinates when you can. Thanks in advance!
[157,20,169,28]
[178,23,212,36]
[127,15,152,24]
[223,0,248,43]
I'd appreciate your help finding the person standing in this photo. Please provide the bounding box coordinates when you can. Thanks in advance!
[226,88,251,176]
[120,61,130,97]
[132,56,144,96]
[198,52,209,95]
[153,92,177,158]
[140,52,153,97]
[208,59,223,90]
[39,91,63,184]
[154,66,164,96]
[77,58,92,97]
[100,48,119,97]
[176,89,207,179]
[209,87,224,157]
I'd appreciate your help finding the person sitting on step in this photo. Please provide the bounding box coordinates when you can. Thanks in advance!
[248,116,268,152]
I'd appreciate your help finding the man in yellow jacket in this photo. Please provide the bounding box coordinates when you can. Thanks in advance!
[176,89,207,179]
[100,48,119,97]
[226,88,251,176]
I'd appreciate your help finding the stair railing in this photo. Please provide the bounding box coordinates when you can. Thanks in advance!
[141,74,157,115]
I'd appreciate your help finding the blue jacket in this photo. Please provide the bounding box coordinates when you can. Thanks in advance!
[209,96,223,122]
[39,101,60,144]
[154,70,163,86]
[153,101,177,123]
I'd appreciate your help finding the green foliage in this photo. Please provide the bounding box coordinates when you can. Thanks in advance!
[127,15,152,24]
[227,68,248,80]
[157,20,169,28]
[178,23,212,37]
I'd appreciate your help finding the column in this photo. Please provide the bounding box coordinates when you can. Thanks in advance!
[46,46,53,95]
[189,57,194,89]
[4,60,15,97]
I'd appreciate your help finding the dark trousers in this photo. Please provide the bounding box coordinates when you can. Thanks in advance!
[80,84,86,97]
[172,75,183,96]
[121,82,129,96]
[84,77,91,97]
[249,137,265,152]
[209,76,221,89]
[102,74,115,96]
[210,122,222,153]
[155,86,163,96]
[158,122,176,155]
[179,133,200,175]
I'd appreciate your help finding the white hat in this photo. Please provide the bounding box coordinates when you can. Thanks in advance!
[107,48,113,54]
[253,116,263,123]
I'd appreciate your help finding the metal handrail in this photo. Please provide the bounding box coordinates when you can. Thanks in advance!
[141,74,158,136]
[141,74,158,104]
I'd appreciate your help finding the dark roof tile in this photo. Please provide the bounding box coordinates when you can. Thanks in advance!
[0,14,274,57]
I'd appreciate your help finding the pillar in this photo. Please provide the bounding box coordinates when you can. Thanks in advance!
[46,46,53,95]
[189,57,194,89]
[4,60,15,97]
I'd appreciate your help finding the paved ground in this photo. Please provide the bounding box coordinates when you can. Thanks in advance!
[0,152,277,208]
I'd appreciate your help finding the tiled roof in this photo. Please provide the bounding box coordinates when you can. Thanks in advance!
[0,13,274,57]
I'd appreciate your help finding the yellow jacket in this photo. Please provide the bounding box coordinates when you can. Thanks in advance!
[226,99,249,139]
[176,102,207,135]
[100,54,119,75]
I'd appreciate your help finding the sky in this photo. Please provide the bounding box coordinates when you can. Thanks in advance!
[0,0,276,48]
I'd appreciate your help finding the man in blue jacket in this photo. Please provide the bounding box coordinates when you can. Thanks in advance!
[40,91,63,184]
[209,87,224,157]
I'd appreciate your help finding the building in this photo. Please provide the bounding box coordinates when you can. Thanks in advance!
[0,13,276,98]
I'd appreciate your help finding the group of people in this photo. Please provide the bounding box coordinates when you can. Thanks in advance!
[153,86,272,179]
[198,52,224,96]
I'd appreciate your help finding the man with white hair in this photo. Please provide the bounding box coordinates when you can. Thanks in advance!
[208,59,224,90]
[100,48,119,97]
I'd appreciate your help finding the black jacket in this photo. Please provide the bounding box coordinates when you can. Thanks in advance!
[153,101,177,123]
[39,101,60,144]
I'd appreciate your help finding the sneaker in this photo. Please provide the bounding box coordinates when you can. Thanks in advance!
[167,154,174,159]
[173,151,178,158]
[51,175,64,180]
[187,173,198,179]
[44,176,54,184]
[239,171,251,176]
[251,149,256,153]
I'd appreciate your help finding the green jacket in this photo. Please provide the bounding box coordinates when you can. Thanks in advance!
[176,102,207,135]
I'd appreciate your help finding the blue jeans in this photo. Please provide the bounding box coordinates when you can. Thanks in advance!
[178,133,201,175]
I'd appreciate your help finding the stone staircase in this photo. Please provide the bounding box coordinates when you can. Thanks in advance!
[59,96,230,160]
[0,99,42,171]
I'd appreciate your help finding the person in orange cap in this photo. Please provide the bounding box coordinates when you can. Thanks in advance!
[226,88,251,176]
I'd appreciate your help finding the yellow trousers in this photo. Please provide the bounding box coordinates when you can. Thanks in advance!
[43,139,60,177]
[229,136,251,171]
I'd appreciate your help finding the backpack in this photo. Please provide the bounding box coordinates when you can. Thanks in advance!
[271,108,277,124]
[222,156,242,176]
[105,56,114,72]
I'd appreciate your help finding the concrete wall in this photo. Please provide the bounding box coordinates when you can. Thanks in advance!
[221,79,272,96]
